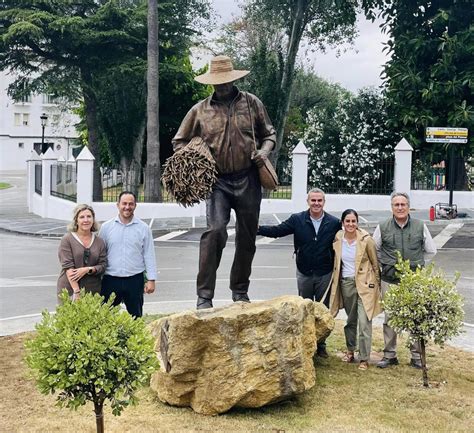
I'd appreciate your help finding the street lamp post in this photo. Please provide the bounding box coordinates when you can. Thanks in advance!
[40,113,48,154]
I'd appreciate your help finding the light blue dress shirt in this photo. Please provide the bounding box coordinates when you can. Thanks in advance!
[99,215,158,280]
[310,212,325,236]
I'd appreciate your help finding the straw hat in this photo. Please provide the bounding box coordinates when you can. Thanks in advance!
[194,55,250,85]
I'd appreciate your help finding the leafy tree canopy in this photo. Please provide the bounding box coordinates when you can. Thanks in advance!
[0,0,146,100]
[214,0,360,158]
[362,0,473,158]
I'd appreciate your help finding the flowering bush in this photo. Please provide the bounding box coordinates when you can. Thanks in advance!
[304,87,398,193]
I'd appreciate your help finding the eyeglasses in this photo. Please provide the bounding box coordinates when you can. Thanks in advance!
[83,248,90,265]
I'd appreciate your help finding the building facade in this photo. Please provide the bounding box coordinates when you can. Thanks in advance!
[0,70,81,171]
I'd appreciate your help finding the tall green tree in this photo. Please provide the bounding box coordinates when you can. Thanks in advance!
[278,69,349,170]
[363,0,473,186]
[94,61,146,196]
[94,0,211,199]
[0,0,146,200]
[242,0,360,157]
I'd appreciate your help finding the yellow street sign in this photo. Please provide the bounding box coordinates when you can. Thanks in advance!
[425,127,468,143]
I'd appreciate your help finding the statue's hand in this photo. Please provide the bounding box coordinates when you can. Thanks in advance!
[252,149,270,168]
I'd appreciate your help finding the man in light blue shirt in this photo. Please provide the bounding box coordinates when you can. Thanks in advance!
[99,191,157,317]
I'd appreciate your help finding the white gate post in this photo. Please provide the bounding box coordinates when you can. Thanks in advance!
[291,140,309,210]
[76,146,95,204]
[41,147,57,217]
[26,151,41,211]
[394,138,413,193]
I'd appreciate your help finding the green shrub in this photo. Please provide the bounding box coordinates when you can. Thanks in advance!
[25,291,159,433]
[383,256,464,386]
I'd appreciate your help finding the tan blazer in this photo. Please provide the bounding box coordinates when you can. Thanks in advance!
[329,228,382,320]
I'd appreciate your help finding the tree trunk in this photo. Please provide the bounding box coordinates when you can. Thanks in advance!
[120,157,141,198]
[93,401,104,433]
[145,0,162,202]
[81,69,103,201]
[119,119,145,199]
[420,338,429,387]
[274,0,307,157]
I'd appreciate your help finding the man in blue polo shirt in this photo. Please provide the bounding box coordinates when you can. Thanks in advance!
[99,191,157,317]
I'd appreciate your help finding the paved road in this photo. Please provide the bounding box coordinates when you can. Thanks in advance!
[1,170,473,350]
[1,226,473,351]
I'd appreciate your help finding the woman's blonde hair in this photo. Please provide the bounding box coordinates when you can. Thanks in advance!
[68,204,99,232]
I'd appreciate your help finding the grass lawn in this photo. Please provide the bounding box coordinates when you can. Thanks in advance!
[1,321,472,433]
[0,182,12,190]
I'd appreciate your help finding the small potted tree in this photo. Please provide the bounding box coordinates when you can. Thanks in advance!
[383,256,464,387]
[26,291,159,432]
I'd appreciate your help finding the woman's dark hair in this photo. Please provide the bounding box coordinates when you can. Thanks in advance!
[341,208,359,222]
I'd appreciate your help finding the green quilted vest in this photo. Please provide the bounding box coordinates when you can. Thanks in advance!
[379,216,425,283]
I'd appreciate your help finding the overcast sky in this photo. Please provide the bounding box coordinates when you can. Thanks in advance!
[209,0,389,92]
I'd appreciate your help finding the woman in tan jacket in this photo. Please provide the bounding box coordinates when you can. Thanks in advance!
[329,209,382,370]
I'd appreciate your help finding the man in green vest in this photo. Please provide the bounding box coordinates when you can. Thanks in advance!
[373,192,437,369]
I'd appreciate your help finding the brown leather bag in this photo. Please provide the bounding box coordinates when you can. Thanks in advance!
[246,93,279,191]
[257,156,279,190]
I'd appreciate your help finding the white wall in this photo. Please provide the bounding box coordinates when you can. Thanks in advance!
[411,190,474,209]
[30,190,473,223]
[27,141,474,222]
[91,200,207,222]
[0,136,75,171]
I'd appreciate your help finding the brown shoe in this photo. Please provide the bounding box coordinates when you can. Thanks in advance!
[342,351,355,363]
[359,361,369,370]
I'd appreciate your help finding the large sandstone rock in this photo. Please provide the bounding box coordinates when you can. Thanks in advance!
[149,295,334,415]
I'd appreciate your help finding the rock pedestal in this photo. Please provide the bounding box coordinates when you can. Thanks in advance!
[149,295,334,415]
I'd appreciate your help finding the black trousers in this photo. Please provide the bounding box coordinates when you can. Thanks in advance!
[197,167,262,300]
[101,273,144,318]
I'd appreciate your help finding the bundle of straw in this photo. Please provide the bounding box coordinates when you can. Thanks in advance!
[161,137,218,207]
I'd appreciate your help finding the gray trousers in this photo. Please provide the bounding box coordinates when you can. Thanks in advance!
[381,280,421,360]
[296,270,332,349]
[197,167,261,300]
[341,278,372,361]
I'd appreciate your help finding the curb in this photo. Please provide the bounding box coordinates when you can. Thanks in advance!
[0,226,65,238]
[0,217,472,239]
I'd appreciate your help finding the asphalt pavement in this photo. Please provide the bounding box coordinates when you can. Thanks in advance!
[1,171,473,352]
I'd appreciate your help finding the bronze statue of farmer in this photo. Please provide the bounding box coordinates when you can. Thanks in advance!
[172,55,276,309]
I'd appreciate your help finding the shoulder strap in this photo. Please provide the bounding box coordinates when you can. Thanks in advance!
[245,92,258,153]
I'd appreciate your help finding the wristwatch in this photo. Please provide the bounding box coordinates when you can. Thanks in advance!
[87,267,94,275]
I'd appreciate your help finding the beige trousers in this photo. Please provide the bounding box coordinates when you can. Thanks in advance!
[381,280,421,360]
[341,277,372,361]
